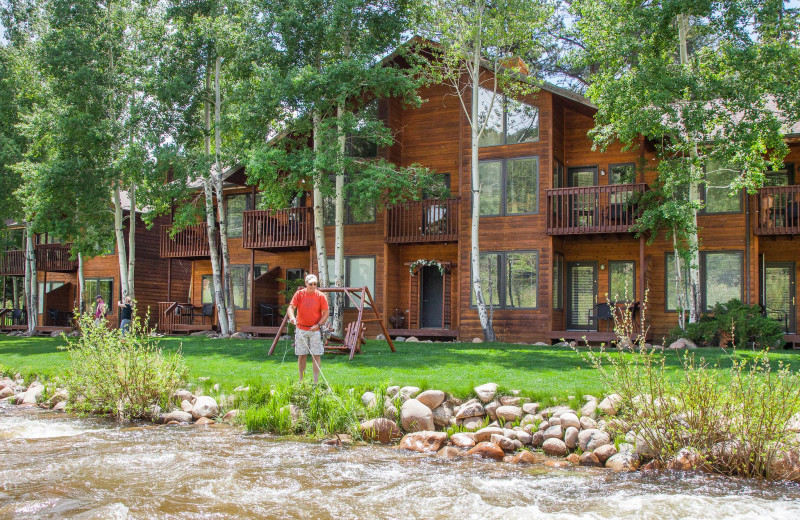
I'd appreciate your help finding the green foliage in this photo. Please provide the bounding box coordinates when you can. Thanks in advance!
[668,299,785,349]
[61,312,187,421]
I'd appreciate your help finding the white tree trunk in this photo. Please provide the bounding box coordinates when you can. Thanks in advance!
[312,111,329,288]
[214,56,236,333]
[25,225,38,332]
[127,183,136,299]
[113,184,130,298]
[204,66,229,335]
[468,24,495,342]
[332,105,346,336]
[78,252,85,315]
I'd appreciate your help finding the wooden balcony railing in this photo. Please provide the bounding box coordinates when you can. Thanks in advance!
[160,223,210,258]
[755,185,800,235]
[386,198,460,244]
[0,250,25,276]
[36,243,77,272]
[546,184,646,235]
[242,208,313,250]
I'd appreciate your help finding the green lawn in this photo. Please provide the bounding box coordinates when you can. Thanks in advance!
[2,335,799,403]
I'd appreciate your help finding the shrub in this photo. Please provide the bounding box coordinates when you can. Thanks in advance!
[580,298,800,479]
[668,299,784,349]
[61,312,187,421]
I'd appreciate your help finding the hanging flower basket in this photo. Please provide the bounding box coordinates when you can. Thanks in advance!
[409,259,446,276]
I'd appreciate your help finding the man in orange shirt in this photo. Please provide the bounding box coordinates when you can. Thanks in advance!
[287,274,329,383]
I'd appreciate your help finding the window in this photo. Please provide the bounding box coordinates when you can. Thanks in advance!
[286,268,306,281]
[326,256,376,307]
[230,264,269,309]
[702,251,743,311]
[38,282,64,314]
[703,161,742,213]
[553,253,564,310]
[225,193,260,238]
[609,163,637,204]
[345,100,379,158]
[477,87,539,147]
[609,261,635,301]
[201,275,214,304]
[83,278,113,314]
[478,157,539,216]
[665,253,690,312]
[764,164,794,187]
[472,251,538,309]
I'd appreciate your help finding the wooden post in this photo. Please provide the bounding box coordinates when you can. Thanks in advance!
[250,248,255,327]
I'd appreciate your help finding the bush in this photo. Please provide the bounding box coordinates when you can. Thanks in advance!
[61,312,187,421]
[582,300,800,479]
[668,299,784,349]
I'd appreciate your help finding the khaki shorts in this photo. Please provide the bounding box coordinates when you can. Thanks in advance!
[295,328,324,356]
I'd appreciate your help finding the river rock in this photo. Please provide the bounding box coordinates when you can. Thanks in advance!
[400,399,434,432]
[560,412,580,430]
[668,338,697,350]
[578,429,611,452]
[543,438,568,457]
[566,453,580,464]
[52,401,67,412]
[416,390,445,410]
[432,403,453,428]
[499,396,522,406]
[711,440,750,468]
[579,452,602,467]
[400,386,421,400]
[474,383,498,403]
[543,425,563,441]
[768,449,800,482]
[386,386,400,398]
[0,387,14,399]
[223,409,239,422]
[490,434,515,452]
[538,420,550,431]
[579,416,597,430]
[437,446,462,459]
[522,402,539,414]
[515,430,532,445]
[384,398,398,421]
[594,444,617,464]
[191,396,219,419]
[21,382,44,405]
[455,399,485,419]
[606,451,640,472]
[496,405,523,422]
[598,394,622,416]
[667,448,707,472]
[399,431,448,453]
[180,399,193,412]
[457,416,485,430]
[635,432,659,459]
[361,391,377,408]
[564,427,580,449]
[360,418,402,444]
[531,431,544,447]
[174,390,194,404]
[164,410,192,423]
[474,426,503,443]
[580,400,598,418]
[450,432,476,449]
[472,338,482,343]
[540,405,572,419]
[195,417,215,426]
[510,450,542,464]
[467,442,505,460]
[484,401,500,421]
[405,336,420,343]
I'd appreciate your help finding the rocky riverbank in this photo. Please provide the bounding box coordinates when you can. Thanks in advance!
[3,375,800,482]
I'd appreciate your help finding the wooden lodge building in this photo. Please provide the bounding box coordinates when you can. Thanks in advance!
[2,61,800,345]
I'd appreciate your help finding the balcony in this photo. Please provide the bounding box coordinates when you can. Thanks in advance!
[242,208,313,250]
[546,184,646,235]
[160,223,210,258]
[36,243,78,272]
[386,198,460,244]
[755,185,800,235]
[0,250,25,275]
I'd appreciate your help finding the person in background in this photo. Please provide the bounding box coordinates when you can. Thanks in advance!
[94,295,106,326]
[286,274,329,384]
[118,296,133,334]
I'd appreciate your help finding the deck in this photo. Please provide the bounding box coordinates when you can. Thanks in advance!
[0,243,77,275]
[242,208,313,250]
[0,250,25,275]
[545,184,646,235]
[160,224,210,259]
[755,185,800,235]
[386,198,460,244]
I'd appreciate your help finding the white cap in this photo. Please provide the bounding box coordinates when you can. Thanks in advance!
[305,274,318,284]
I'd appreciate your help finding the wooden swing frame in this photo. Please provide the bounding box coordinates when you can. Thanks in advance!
[268,286,396,360]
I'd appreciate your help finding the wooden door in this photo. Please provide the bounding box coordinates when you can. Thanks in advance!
[765,262,796,333]
[567,262,597,330]
[420,266,444,328]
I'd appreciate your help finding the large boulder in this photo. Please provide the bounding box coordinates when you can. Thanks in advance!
[580,400,598,418]
[598,394,622,416]
[560,412,580,430]
[456,416,485,431]
[400,399,435,432]
[496,405,523,422]
[484,401,500,421]
[543,425,563,441]
[522,402,540,415]
[384,398,398,421]
[474,383,498,403]
[416,390,446,410]
[386,386,400,399]
[180,399,193,413]
[360,418,402,444]
[593,444,618,464]
[579,416,597,430]
[474,426,504,443]
[667,447,708,472]
[0,386,14,399]
[174,390,194,404]
[163,410,193,423]
[455,399,485,420]
[564,427,580,449]
[605,451,640,472]
[500,396,522,406]
[668,338,697,350]
[191,396,219,419]
[361,391,377,408]
[579,452,602,467]
[449,432,476,449]
[431,403,454,428]
[578,429,611,452]
[510,450,544,464]
[399,386,421,400]
[21,382,44,405]
[768,449,800,482]
[399,431,448,453]
[467,441,505,460]
[542,438,568,457]
[515,430,532,445]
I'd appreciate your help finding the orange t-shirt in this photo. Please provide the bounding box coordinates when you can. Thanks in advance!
[290,289,329,330]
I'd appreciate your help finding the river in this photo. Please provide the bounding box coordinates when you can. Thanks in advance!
[1,403,799,519]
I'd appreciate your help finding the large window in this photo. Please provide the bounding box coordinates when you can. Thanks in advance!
[665,253,690,312]
[703,161,742,213]
[326,256,376,307]
[38,282,64,314]
[201,275,214,305]
[472,251,539,309]
[478,157,539,216]
[83,278,113,314]
[477,87,539,147]
[702,251,743,311]
[609,163,637,204]
[225,193,260,238]
[609,261,635,301]
[345,100,379,158]
[204,264,268,308]
[553,253,564,310]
